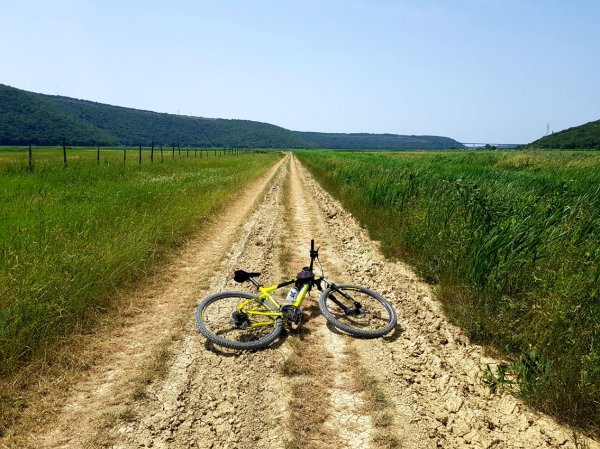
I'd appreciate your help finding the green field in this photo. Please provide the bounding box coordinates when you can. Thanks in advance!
[0,147,281,373]
[297,150,600,429]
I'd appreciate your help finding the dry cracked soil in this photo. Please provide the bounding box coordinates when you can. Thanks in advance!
[2,154,598,449]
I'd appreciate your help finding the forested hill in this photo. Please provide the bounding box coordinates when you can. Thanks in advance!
[297,132,463,150]
[0,84,309,148]
[0,84,464,149]
[526,119,600,149]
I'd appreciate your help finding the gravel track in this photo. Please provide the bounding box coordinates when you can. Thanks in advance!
[117,157,292,449]
[283,155,375,449]
[4,153,598,449]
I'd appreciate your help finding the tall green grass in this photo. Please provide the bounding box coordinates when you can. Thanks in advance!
[0,148,281,372]
[297,150,600,430]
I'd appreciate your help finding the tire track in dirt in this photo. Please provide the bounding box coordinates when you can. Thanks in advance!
[281,156,378,449]
[116,158,293,448]
[293,155,600,449]
[2,155,287,449]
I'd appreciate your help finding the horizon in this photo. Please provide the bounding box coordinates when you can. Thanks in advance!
[6,81,574,145]
[2,1,599,143]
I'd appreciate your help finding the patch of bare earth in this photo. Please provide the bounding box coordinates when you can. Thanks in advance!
[280,156,384,449]
[115,156,294,449]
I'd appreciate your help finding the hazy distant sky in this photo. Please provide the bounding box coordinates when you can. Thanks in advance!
[2,0,599,143]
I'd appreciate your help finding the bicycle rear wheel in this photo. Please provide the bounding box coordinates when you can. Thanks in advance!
[319,284,396,338]
[196,291,282,350]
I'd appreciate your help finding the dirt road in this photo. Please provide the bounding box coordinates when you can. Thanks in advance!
[3,154,598,449]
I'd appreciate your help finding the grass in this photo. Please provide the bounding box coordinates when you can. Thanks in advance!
[279,355,312,376]
[344,345,400,448]
[282,324,336,449]
[0,147,282,375]
[297,149,600,432]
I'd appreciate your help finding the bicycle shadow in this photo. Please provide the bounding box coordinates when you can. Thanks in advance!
[202,301,404,355]
[283,303,321,342]
[202,326,290,357]
[324,320,403,342]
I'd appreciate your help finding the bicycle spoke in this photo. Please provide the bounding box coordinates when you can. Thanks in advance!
[198,293,282,348]
[320,285,396,337]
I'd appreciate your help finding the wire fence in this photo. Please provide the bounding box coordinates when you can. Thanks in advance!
[0,139,261,170]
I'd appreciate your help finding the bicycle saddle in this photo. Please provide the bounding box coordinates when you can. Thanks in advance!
[233,269,261,283]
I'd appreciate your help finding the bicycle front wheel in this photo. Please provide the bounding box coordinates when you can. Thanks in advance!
[196,291,282,350]
[319,284,397,338]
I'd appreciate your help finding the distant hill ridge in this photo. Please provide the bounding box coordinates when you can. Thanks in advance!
[526,119,600,149]
[0,84,464,149]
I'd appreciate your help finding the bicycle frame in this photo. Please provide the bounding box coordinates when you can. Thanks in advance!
[235,239,363,328]
[236,274,362,328]
[197,239,397,349]
[236,277,311,327]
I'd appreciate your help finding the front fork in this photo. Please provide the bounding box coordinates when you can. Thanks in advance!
[323,281,362,316]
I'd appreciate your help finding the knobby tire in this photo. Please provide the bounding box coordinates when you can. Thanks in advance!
[319,284,397,338]
[196,291,282,350]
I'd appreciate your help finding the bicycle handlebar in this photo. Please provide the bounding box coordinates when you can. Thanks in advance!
[309,239,318,271]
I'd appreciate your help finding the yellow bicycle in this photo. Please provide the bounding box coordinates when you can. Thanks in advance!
[196,240,397,350]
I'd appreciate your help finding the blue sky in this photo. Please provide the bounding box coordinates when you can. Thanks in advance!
[2,0,599,143]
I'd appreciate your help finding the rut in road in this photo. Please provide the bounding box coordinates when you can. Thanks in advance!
[279,155,381,449]
[117,157,292,449]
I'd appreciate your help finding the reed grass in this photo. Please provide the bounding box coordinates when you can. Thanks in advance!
[297,150,600,431]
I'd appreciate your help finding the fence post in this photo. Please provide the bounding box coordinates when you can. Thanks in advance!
[63,137,67,167]
[139,145,142,164]
[161,144,164,162]
[97,145,100,165]
[187,146,189,158]
[178,142,181,156]
[172,144,175,159]
[194,146,197,158]
[151,140,154,163]
[28,143,32,170]
[124,146,127,163]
